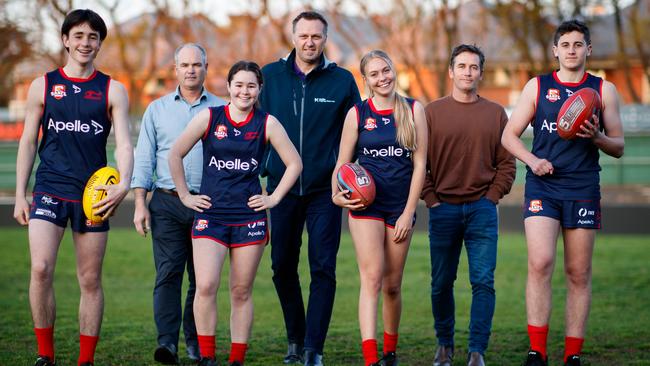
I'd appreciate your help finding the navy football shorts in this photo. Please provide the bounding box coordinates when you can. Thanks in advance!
[192,213,268,248]
[523,196,601,229]
[30,191,109,232]
[349,206,416,229]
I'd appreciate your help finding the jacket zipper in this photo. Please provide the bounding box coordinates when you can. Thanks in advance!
[299,81,305,195]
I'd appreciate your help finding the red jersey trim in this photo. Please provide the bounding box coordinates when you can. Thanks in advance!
[202,108,213,140]
[532,77,541,127]
[33,191,81,203]
[552,70,588,87]
[225,104,254,128]
[264,113,269,144]
[58,67,98,82]
[105,78,111,121]
[42,73,49,119]
[599,79,605,110]
[368,98,393,116]
[354,104,360,127]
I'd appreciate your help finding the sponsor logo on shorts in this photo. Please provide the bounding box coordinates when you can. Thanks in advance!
[83,90,103,101]
[545,88,560,102]
[364,118,377,131]
[528,199,543,213]
[195,219,208,231]
[215,124,228,140]
[247,230,265,237]
[247,220,266,229]
[35,208,56,219]
[86,219,102,227]
[577,219,595,225]
[41,195,59,205]
[50,84,67,100]
[578,208,595,217]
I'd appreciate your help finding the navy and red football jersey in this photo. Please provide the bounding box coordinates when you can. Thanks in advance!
[526,71,604,200]
[34,68,112,199]
[355,98,414,211]
[200,105,268,216]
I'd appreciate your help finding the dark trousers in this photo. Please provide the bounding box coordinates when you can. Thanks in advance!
[428,197,498,354]
[150,190,197,348]
[270,190,342,354]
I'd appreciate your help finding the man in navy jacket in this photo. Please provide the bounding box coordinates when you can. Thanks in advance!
[259,11,361,366]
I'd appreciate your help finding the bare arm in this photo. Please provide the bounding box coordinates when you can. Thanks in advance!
[168,108,212,212]
[502,78,554,176]
[93,80,134,219]
[13,77,44,225]
[393,101,427,242]
[248,115,302,211]
[331,107,364,210]
[576,80,624,158]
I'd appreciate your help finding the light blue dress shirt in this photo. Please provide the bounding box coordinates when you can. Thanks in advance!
[131,86,225,193]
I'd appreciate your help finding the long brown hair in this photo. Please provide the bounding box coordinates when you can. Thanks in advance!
[359,50,416,150]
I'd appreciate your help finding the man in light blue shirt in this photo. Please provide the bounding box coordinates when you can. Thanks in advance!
[131,43,225,365]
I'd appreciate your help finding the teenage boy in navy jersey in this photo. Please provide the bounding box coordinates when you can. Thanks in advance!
[14,9,133,366]
[502,20,624,366]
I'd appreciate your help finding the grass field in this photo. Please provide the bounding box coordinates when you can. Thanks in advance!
[1,229,649,365]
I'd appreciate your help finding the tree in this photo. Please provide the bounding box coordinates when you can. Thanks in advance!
[0,21,32,105]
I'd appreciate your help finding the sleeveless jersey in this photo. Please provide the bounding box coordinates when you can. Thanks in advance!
[34,68,112,199]
[527,71,604,200]
[356,98,414,211]
[200,105,268,216]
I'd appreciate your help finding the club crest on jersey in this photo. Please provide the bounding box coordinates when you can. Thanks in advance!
[545,88,561,102]
[528,199,543,213]
[195,219,208,231]
[50,84,67,100]
[215,124,228,140]
[364,118,377,131]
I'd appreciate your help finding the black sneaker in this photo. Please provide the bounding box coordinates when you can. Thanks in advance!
[198,357,218,366]
[379,352,398,366]
[523,350,547,366]
[34,356,56,366]
[283,343,303,364]
[564,355,581,366]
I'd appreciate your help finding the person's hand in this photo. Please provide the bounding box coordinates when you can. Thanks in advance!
[332,190,365,210]
[248,194,279,211]
[92,183,130,220]
[576,113,602,140]
[133,201,151,236]
[529,158,554,176]
[179,192,212,212]
[13,196,30,225]
[393,211,414,243]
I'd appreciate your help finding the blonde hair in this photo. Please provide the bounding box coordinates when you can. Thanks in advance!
[359,50,416,151]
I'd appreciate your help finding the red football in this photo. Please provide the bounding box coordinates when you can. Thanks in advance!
[336,162,376,206]
[556,87,601,140]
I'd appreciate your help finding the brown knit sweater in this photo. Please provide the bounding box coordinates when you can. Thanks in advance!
[421,95,516,206]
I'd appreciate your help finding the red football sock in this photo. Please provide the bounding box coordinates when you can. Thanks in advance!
[228,342,248,363]
[564,336,584,362]
[527,324,549,359]
[34,327,55,360]
[198,334,216,359]
[78,334,99,365]
[383,332,398,354]
[362,339,379,366]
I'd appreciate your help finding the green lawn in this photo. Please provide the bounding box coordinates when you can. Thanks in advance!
[0,229,648,365]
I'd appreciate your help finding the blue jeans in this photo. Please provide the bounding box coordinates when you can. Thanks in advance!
[428,197,498,354]
[270,190,342,354]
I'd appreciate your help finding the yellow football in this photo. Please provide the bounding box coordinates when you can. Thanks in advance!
[83,166,120,222]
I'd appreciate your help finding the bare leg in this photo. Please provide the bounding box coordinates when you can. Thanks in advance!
[192,239,228,335]
[562,228,595,338]
[228,244,266,343]
[381,227,412,335]
[29,220,65,328]
[524,216,561,327]
[72,231,108,336]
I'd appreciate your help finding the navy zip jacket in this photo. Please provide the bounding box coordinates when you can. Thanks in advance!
[260,50,361,196]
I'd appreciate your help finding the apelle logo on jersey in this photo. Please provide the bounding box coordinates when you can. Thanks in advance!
[47,118,104,135]
[208,157,258,171]
[363,146,408,158]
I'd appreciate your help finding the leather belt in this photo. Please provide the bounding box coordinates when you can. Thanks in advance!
[156,188,198,197]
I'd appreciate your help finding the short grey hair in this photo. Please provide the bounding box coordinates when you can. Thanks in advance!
[174,43,207,65]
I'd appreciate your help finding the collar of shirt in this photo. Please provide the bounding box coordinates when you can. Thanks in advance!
[173,85,208,106]
[292,61,307,81]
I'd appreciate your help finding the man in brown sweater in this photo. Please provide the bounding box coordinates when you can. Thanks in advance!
[422,44,516,366]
